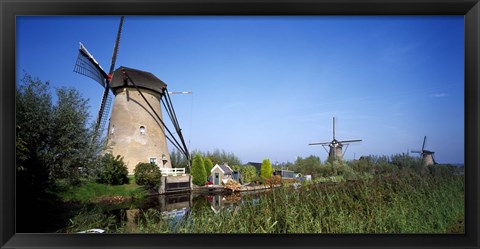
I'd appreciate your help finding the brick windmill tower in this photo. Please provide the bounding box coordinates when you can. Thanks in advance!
[106,67,173,171]
[74,17,190,173]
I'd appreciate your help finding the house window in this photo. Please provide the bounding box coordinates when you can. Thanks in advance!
[139,126,145,135]
[150,158,157,165]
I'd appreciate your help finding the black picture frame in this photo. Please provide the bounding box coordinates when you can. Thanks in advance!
[1,0,478,248]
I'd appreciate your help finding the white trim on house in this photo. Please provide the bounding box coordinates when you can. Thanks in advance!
[211,164,225,174]
[211,163,233,174]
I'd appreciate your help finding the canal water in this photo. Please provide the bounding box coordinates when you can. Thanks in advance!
[63,189,274,233]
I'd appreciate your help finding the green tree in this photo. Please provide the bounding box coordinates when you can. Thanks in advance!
[240,165,258,183]
[203,149,241,166]
[48,87,94,185]
[260,159,273,179]
[134,162,162,189]
[16,73,53,194]
[295,155,322,178]
[16,74,100,189]
[170,149,189,169]
[191,153,206,185]
[15,73,104,232]
[204,157,214,177]
[350,157,373,174]
[390,153,422,170]
[97,153,129,185]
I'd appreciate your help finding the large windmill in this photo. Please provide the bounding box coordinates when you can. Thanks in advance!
[309,117,362,161]
[73,17,190,174]
[411,136,436,166]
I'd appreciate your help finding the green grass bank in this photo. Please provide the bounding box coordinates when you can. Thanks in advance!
[55,176,147,204]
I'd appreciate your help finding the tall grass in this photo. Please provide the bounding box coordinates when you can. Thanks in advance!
[134,171,464,233]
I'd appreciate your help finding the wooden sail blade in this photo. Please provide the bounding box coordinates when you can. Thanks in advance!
[309,142,331,145]
[338,139,362,143]
[74,43,108,87]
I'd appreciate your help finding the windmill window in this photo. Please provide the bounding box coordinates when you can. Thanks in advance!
[110,125,115,135]
[139,126,146,135]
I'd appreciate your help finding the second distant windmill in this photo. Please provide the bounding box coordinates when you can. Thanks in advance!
[309,117,362,161]
[411,136,436,166]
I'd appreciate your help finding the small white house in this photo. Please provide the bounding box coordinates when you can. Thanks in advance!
[211,163,233,185]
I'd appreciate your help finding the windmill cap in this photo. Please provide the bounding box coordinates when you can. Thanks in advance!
[110,66,167,94]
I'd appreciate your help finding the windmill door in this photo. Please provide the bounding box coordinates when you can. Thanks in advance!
[214,173,220,185]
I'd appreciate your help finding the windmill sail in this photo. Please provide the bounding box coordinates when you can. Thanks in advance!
[74,16,124,139]
[422,136,427,151]
[338,139,363,143]
[95,16,124,138]
[309,117,362,160]
[74,43,108,87]
[74,42,112,137]
[308,142,330,145]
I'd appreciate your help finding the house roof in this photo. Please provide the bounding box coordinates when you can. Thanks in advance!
[212,163,232,175]
[247,162,262,171]
[220,164,232,175]
[110,66,167,94]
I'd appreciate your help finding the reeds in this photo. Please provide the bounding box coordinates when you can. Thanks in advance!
[133,172,464,234]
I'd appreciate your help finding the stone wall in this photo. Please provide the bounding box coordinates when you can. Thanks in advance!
[158,175,192,195]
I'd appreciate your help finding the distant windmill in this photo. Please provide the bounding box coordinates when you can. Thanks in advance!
[309,117,362,161]
[73,16,191,173]
[411,136,436,166]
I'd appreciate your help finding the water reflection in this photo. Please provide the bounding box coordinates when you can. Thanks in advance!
[203,189,268,214]
[139,189,271,214]
[144,189,271,215]
[67,189,274,233]
[123,192,193,232]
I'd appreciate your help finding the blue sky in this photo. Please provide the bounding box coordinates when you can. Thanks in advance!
[16,16,464,164]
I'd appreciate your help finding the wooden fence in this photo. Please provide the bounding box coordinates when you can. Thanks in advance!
[160,168,186,176]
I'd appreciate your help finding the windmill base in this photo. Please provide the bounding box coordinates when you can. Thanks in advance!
[158,175,192,195]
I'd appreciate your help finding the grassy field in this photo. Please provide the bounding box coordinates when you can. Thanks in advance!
[133,171,464,234]
[56,176,146,203]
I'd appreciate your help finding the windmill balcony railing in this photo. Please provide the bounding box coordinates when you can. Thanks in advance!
[160,168,186,176]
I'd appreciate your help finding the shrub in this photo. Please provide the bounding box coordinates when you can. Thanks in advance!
[97,153,129,185]
[240,165,258,183]
[263,175,282,187]
[428,164,455,176]
[204,157,214,177]
[251,176,265,185]
[260,159,273,179]
[191,154,207,186]
[318,163,334,177]
[134,162,162,189]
